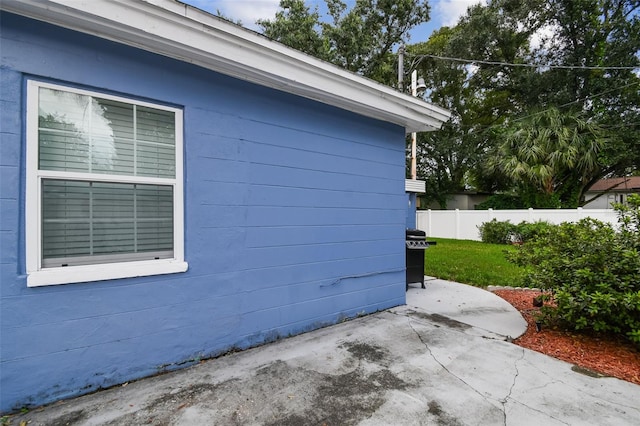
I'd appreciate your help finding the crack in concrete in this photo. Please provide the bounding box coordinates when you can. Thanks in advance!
[406,317,575,426]
[524,379,565,393]
[393,310,638,425]
[406,318,495,405]
[525,360,640,413]
[502,357,614,425]
[505,398,572,425]
[500,347,525,426]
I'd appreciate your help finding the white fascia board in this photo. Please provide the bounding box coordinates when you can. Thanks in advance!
[1,0,451,133]
[405,179,426,193]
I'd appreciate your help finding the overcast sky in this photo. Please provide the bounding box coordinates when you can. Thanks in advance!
[182,0,485,41]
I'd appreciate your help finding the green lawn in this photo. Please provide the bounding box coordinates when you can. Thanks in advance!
[422,238,525,288]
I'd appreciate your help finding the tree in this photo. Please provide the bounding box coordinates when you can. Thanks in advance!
[532,0,640,184]
[258,0,640,208]
[257,0,329,61]
[488,107,605,207]
[409,28,478,207]
[258,0,430,85]
[409,1,540,207]
[416,0,639,207]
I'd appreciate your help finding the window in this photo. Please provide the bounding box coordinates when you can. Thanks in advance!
[26,81,187,286]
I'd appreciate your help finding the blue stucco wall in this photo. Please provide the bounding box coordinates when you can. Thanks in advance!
[0,13,407,412]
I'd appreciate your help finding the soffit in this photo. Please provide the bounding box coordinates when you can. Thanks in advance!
[1,0,451,133]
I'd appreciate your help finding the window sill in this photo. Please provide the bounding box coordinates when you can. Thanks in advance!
[27,259,189,287]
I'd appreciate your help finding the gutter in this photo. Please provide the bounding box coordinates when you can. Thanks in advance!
[1,0,451,133]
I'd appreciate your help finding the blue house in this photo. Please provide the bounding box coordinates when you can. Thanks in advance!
[0,0,449,412]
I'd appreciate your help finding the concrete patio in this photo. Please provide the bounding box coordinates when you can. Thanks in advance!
[7,280,639,425]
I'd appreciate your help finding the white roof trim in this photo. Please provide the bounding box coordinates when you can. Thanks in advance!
[1,0,450,133]
[405,179,426,193]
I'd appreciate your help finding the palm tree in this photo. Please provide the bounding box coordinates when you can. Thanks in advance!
[490,107,604,207]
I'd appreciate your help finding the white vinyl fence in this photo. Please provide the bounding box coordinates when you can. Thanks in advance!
[416,208,619,241]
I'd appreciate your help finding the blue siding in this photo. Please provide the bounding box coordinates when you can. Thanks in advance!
[0,13,407,412]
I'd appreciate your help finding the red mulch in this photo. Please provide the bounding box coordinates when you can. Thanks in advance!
[493,289,640,385]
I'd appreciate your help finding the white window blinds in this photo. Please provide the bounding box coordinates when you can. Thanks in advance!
[38,88,176,178]
[36,86,177,268]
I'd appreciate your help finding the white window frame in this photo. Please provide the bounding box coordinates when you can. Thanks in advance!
[26,80,188,287]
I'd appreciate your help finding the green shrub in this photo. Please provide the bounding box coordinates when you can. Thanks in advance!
[479,219,554,244]
[476,194,525,210]
[515,220,555,242]
[478,219,518,244]
[614,193,640,250]
[507,196,640,346]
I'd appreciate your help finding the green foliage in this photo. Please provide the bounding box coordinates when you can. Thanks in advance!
[411,1,538,204]
[422,238,525,288]
[258,1,328,60]
[508,197,640,345]
[536,0,640,184]
[478,219,554,244]
[614,193,640,249]
[261,1,640,203]
[517,186,562,209]
[516,221,556,243]
[476,194,525,210]
[478,219,518,244]
[417,0,639,205]
[258,0,430,85]
[488,107,606,208]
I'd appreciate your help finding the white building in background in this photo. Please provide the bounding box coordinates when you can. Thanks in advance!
[584,177,640,209]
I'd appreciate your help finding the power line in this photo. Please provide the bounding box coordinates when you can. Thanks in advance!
[432,81,640,130]
[408,53,640,71]
[511,81,640,122]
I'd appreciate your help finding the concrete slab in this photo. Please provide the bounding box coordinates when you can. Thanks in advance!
[407,277,528,339]
[9,303,639,425]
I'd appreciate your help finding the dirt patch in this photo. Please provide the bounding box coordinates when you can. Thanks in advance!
[427,400,463,426]
[267,340,410,425]
[75,341,412,426]
[407,310,471,330]
[340,341,389,363]
[269,366,409,426]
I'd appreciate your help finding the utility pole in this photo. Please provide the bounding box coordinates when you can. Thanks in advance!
[399,44,418,180]
[399,44,426,229]
[410,70,417,180]
[398,44,404,93]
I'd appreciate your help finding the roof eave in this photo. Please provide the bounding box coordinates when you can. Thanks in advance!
[1,0,451,133]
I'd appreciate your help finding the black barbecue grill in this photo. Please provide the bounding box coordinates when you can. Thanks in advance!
[405,229,430,290]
